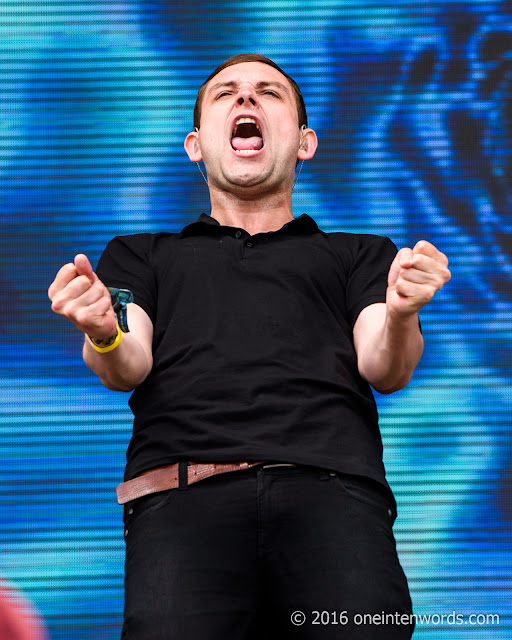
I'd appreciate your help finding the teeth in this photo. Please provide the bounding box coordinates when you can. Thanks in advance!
[236,117,256,126]
[232,117,261,137]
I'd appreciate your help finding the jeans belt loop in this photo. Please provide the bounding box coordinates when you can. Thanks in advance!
[178,461,188,490]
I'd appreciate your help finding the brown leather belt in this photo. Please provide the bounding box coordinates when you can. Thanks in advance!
[116,461,268,505]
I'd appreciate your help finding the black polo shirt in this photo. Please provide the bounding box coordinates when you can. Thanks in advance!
[96,213,397,488]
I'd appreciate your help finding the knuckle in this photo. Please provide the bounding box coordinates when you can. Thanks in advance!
[77,274,92,289]
[98,281,110,296]
[411,253,423,267]
[435,274,446,289]
[51,293,65,312]
[58,263,72,276]
[396,279,408,294]
[88,281,102,300]
[74,307,91,327]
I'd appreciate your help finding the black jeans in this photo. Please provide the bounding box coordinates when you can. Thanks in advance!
[122,465,414,639]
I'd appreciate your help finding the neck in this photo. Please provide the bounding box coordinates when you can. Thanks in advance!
[208,185,294,234]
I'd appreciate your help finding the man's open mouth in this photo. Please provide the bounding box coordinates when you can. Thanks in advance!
[231,117,264,153]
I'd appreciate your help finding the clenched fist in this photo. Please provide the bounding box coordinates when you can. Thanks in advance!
[48,254,117,341]
[387,240,451,318]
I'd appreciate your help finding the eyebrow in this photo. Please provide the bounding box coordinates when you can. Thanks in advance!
[207,80,291,96]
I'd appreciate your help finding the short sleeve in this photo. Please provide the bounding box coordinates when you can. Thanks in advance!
[345,235,397,328]
[95,234,157,323]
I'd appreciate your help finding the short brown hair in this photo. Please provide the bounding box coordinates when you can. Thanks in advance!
[193,54,307,130]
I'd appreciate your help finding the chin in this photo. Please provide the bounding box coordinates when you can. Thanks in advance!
[224,167,269,188]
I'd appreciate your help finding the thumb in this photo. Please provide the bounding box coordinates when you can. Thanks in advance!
[74,254,96,284]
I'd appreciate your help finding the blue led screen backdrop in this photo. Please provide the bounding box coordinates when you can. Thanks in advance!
[1,0,511,637]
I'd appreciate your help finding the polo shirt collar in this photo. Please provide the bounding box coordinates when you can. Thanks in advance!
[179,212,320,238]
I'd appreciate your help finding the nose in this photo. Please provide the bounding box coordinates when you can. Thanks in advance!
[237,89,257,107]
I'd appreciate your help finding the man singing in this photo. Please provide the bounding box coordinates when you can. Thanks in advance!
[48,54,450,639]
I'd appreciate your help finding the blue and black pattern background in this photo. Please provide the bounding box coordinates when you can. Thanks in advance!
[1,0,511,637]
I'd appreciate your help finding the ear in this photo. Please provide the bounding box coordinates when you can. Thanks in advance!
[184,130,202,162]
[297,127,318,161]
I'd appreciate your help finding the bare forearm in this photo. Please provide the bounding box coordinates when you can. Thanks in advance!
[49,256,154,391]
[83,332,152,391]
[354,239,450,394]
[358,311,424,394]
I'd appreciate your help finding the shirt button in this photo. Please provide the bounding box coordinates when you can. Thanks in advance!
[235,230,242,238]
[246,242,253,247]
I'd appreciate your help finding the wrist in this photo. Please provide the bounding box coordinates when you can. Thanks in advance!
[386,304,418,326]
[384,308,421,344]
[87,321,123,353]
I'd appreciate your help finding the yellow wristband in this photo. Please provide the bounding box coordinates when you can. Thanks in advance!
[88,321,123,353]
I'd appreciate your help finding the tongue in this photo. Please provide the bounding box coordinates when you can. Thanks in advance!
[231,136,263,151]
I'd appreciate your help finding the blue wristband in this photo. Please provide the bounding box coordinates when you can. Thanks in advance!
[107,287,133,333]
